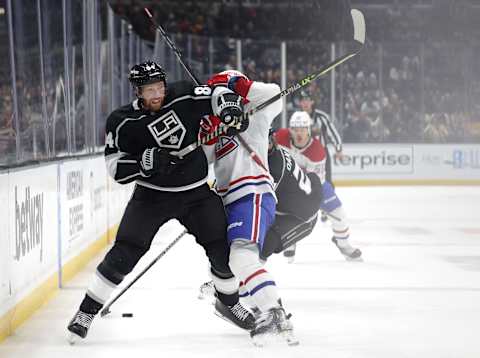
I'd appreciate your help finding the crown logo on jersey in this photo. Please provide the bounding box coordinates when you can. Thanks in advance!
[147,110,186,149]
[215,136,238,160]
[168,135,179,144]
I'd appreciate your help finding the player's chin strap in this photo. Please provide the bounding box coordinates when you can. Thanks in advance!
[144,8,269,173]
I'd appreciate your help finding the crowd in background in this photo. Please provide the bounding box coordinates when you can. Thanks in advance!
[110,0,480,143]
[1,0,480,167]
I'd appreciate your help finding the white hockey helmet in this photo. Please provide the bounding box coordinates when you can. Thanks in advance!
[289,111,312,129]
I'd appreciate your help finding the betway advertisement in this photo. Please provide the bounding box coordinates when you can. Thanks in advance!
[6,165,58,301]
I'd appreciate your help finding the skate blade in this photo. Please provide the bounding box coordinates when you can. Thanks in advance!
[345,256,363,262]
[282,330,300,346]
[213,310,251,331]
[251,335,265,347]
[251,330,299,347]
[198,292,215,301]
[67,332,80,345]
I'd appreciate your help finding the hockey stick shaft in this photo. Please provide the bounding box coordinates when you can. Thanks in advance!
[145,8,201,85]
[174,9,366,158]
[145,8,268,170]
[100,229,187,316]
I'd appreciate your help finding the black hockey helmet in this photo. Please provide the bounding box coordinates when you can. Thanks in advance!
[128,61,167,88]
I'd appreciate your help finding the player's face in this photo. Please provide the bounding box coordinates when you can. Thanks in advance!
[290,127,310,147]
[299,98,313,112]
[139,82,166,112]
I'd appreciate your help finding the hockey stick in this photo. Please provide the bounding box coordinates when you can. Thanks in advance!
[173,9,366,158]
[100,229,187,317]
[144,8,268,171]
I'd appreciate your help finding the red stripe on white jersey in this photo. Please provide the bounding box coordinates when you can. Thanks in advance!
[217,175,272,193]
[251,194,261,243]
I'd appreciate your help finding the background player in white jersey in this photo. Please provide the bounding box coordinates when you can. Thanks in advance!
[298,90,344,222]
[275,111,362,262]
[200,70,297,346]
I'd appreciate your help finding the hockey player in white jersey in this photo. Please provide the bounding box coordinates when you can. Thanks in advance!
[275,111,362,262]
[200,70,298,346]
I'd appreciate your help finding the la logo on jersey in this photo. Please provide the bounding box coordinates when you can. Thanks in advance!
[147,110,186,149]
[215,136,238,160]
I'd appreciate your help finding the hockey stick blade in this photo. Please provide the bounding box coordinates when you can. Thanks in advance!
[100,229,187,317]
[351,9,366,45]
[174,9,366,159]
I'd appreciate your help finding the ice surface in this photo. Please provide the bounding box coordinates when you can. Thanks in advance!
[1,186,480,358]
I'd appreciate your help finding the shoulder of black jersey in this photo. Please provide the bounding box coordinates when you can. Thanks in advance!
[165,80,197,102]
[106,103,137,126]
[307,172,322,190]
[278,146,290,158]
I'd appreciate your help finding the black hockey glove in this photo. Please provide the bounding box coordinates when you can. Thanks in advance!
[139,148,179,177]
[225,113,250,136]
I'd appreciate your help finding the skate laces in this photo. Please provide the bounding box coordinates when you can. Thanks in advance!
[230,302,251,321]
[73,311,94,328]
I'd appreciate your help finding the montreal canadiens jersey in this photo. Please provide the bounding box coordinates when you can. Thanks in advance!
[274,128,327,183]
[268,146,322,221]
[207,80,283,205]
[104,81,221,191]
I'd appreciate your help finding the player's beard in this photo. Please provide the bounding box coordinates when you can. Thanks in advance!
[144,97,164,112]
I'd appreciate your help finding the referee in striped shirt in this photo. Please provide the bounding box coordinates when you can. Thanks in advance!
[298,90,344,221]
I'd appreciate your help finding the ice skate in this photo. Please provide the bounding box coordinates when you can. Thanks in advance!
[198,280,215,301]
[250,307,299,347]
[67,310,95,344]
[332,237,362,261]
[283,244,296,264]
[214,299,256,331]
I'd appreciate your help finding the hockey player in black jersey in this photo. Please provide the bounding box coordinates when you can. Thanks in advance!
[259,130,323,260]
[67,61,254,343]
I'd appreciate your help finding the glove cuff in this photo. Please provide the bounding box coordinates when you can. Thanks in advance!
[140,148,155,175]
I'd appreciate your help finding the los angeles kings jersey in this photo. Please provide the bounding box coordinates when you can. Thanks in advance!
[268,146,322,221]
[104,81,220,191]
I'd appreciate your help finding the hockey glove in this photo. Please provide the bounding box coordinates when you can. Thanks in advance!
[139,148,178,177]
[218,93,244,127]
[225,113,249,136]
